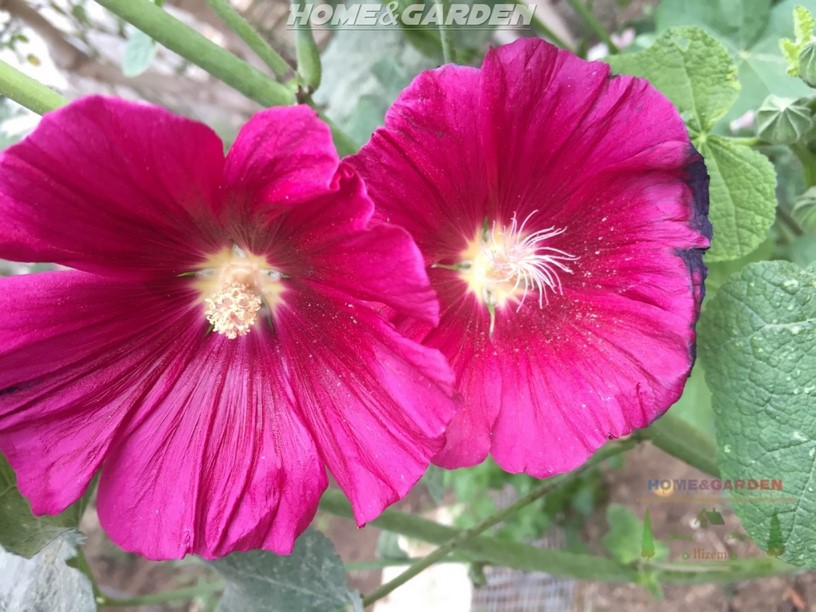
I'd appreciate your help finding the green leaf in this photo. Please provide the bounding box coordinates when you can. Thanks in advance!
[656,0,814,125]
[700,261,816,567]
[782,5,816,75]
[655,0,772,52]
[795,4,816,41]
[123,28,156,77]
[0,537,95,612]
[71,4,90,26]
[793,186,816,234]
[391,0,443,58]
[292,0,322,91]
[314,26,435,144]
[376,531,408,561]
[637,567,665,600]
[0,99,27,150]
[601,505,668,565]
[211,530,362,612]
[0,454,85,558]
[421,465,447,506]
[695,135,777,261]
[781,37,802,72]
[767,512,787,557]
[394,0,495,62]
[606,27,739,133]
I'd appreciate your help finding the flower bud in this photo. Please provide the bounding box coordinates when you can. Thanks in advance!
[793,186,816,234]
[755,95,813,145]
[799,41,816,88]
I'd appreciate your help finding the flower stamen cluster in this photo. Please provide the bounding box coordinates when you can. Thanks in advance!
[459,211,577,315]
[194,245,286,339]
[204,280,262,339]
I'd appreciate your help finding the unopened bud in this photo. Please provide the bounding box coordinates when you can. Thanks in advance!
[799,41,816,88]
[755,95,813,145]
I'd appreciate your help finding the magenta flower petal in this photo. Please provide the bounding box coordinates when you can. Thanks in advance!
[0,97,455,558]
[276,287,453,524]
[350,39,710,476]
[0,271,196,513]
[479,40,705,232]
[0,97,225,276]
[419,271,499,468]
[223,105,340,211]
[267,164,441,325]
[355,65,488,262]
[96,327,328,560]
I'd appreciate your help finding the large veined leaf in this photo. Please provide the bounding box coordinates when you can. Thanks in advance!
[701,261,816,567]
[211,530,362,612]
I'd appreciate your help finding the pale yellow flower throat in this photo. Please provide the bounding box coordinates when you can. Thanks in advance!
[192,245,286,339]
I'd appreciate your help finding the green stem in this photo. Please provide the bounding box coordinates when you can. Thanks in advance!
[638,411,720,477]
[73,550,104,603]
[508,0,573,51]
[565,0,618,53]
[291,0,322,91]
[0,59,66,114]
[435,0,457,64]
[94,0,295,107]
[204,0,292,77]
[98,582,224,607]
[651,557,797,584]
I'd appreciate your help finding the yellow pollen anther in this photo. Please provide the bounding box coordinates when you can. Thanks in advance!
[204,280,262,340]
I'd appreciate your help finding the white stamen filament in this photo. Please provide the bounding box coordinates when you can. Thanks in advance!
[484,211,577,311]
[459,210,577,320]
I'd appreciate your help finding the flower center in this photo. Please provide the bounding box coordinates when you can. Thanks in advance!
[204,281,262,339]
[192,246,285,339]
[458,211,576,315]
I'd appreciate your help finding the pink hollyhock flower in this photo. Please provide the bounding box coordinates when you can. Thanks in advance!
[349,39,711,476]
[0,97,455,559]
